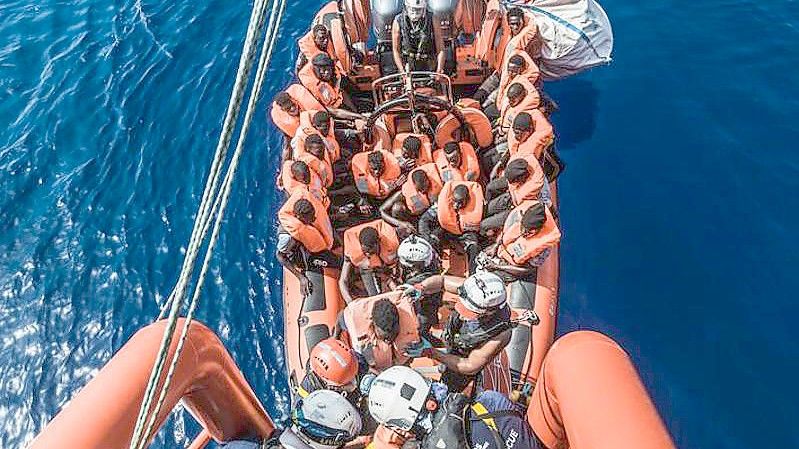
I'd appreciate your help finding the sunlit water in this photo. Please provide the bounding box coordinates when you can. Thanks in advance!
[0,1,797,448]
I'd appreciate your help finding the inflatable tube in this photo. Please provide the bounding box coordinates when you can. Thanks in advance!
[527,331,675,449]
[31,320,274,449]
[282,267,345,385]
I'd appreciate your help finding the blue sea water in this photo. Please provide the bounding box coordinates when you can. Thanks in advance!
[0,0,797,448]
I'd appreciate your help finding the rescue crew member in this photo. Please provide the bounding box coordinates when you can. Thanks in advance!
[336,292,422,373]
[400,271,513,392]
[391,0,446,73]
[418,181,484,273]
[296,24,336,73]
[351,149,405,200]
[339,219,400,303]
[266,389,363,449]
[367,366,539,449]
[276,191,338,297]
[434,141,481,183]
[298,53,358,113]
[379,164,443,235]
[396,235,443,345]
[297,338,361,401]
[480,201,561,375]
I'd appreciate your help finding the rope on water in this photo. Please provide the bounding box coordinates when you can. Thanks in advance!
[129,0,286,446]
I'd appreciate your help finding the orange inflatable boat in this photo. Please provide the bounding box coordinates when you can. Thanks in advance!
[32,1,673,448]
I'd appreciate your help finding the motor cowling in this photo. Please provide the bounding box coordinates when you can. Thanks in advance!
[372,0,403,42]
[429,0,457,15]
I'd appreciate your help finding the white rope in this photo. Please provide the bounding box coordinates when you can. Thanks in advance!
[128,0,285,446]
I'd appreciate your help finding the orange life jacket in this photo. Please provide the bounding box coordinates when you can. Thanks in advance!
[506,153,545,206]
[437,181,484,235]
[270,102,300,137]
[343,219,399,270]
[434,142,481,183]
[278,160,329,205]
[507,109,554,158]
[474,0,502,69]
[285,83,326,112]
[351,150,402,199]
[496,49,541,109]
[296,150,334,188]
[401,163,443,216]
[454,0,487,35]
[391,133,434,165]
[497,200,561,265]
[435,107,494,150]
[278,190,334,253]
[499,77,542,135]
[293,110,340,162]
[298,62,343,109]
[341,293,420,372]
[298,28,338,66]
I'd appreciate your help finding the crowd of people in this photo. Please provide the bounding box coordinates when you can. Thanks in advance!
[258,1,563,448]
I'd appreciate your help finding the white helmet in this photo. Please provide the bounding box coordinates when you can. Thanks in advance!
[398,235,434,267]
[404,0,428,21]
[368,366,430,431]
[290,390,362,449]
[457,271,507,318]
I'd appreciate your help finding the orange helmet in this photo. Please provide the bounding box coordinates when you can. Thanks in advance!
[310,338,359,387]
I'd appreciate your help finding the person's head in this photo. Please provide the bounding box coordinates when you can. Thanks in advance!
[397,235,434,274]
[401,136,422,160]
[368,366,432,435]
[367,151,385,176]
[293,198,316,225]
[305,134,326,159]
[451,184,471,211]
[512,112,534,142]
[371,298,400,343]
[455,271,508,320]
[505,158,530,185]
[507,7,525,36]
[312,24,329,51]
[507,82,527,108]
[312,54,335,82]
[507,54,527,77]
[411,169,431,193]
[520,202,547,236]
[443,142,462,167]
[288,389,362,449]
[275,92,300,117]
[309,338,359,392]
[404,0,428,21]
[312,111,331,135]
[358,226,381,257]
[291,160,311,184]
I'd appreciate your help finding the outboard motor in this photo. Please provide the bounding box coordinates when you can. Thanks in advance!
[429,0,458,75]
[371,0,402,75]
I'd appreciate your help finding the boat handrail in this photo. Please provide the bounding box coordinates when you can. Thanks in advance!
[371,71,453,107]
[30,319,275,449]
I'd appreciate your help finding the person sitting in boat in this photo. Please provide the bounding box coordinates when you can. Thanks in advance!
[351,149,405,200]
[505,110,554,159]
[271,91,302,145]
[277,191,339,297]
[417,181,484,273]
[392,134,434,172]
[379,164,443,235]
[391,0,446,73]
[339,219,400,303]
[434,141,481,183]
[400,271,514,393]
[477,51,541,121]
[336,292,421,373]
[289,111,340,162]
[396,235,443,345]
[262,389,363,449]
[497,79,541,139]
[297,338,362,402]
[482,154,549,237]
[298,53,358,113]
[297,134,335,189]
[366,366,539,449]
[296,24,337,74]
[278,160,327,202]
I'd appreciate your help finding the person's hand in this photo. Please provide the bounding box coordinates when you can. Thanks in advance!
[299,275,313,297]
[396,283,422,303]
[404,338,434,358]
[398,222,416,238]
[390,174,408,191]
[358,202,373,215]
[400,158,416,172]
